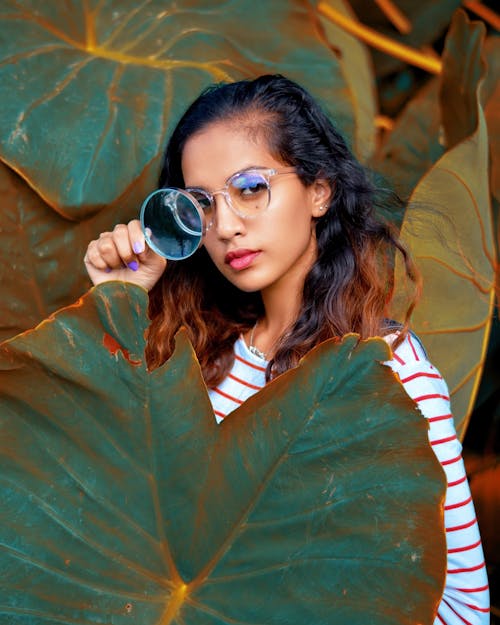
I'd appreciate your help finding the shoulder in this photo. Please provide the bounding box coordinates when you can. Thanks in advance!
[383,330,428,367]
[383,330,438,382]
[382,331,450,407]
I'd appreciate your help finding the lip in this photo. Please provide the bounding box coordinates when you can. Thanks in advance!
[224,249,261,270]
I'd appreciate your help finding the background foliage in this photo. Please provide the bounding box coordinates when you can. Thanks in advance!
[0,0,498,620]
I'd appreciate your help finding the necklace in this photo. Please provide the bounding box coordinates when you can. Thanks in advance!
[248,320,267,360]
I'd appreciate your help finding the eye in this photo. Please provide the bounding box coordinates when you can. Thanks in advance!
[187,189,212,214]
[231,172,268,199]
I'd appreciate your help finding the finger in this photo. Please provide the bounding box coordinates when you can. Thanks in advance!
[128,220,167,268]
[85,240,112,272]
[127,219,148,260]
[95,231,125,269]
[110,223,139,271]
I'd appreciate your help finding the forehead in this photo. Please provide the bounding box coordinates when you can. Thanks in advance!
[181,121,283,188]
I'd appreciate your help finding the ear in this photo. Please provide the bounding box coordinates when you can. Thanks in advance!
[310,179,333,218]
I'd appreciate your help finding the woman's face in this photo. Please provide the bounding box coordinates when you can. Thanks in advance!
[181,121,329,298]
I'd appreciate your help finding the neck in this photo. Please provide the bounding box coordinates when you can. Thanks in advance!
[248,239,316,358]
[248,281,303,360]
[261,294,300,337]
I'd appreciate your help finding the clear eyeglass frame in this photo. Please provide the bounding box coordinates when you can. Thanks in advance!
[184,166,297,230]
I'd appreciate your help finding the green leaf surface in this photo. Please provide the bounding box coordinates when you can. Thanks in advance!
[439,10,486,150]
[0,0,351,216]
[372,75,444,203]
[0,161,89,340]
[390,13,496,440]
[0,159,147,341]
[0,282,447,624]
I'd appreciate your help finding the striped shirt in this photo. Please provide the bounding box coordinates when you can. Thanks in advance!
[208,333,490,624]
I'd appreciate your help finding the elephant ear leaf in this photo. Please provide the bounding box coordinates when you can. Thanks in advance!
[0,1,350,217]
[390,11,496,440]
[0,282,446,624]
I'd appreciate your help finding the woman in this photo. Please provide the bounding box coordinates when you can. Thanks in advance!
[85,74,489,624]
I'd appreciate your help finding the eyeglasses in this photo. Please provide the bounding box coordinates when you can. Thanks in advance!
[185,166,296,229]
[139,166,296,261]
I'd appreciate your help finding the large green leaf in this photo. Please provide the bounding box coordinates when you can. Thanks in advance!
[0,159,146,341]
[372,75,444,205]
[0,161,88,340]
[390,11,496,440]
[0,0,351,216]
[439,9,485,150]
[0,282,446,624]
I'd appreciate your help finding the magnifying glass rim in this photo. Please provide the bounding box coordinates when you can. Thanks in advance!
[139,187,205,260]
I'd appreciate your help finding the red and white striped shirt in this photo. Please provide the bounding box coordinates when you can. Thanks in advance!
[208,333,489,624]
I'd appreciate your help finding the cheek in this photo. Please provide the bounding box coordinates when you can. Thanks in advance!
[279,206,315,242]
[201,236,223,266]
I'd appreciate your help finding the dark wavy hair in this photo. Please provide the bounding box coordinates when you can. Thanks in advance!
[146,74,419,384]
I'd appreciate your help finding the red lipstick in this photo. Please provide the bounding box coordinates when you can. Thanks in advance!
[225,249,261,270]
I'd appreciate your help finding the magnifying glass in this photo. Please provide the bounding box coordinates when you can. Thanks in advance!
[140,188,205,260]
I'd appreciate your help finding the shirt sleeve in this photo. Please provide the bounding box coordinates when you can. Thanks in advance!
[385,332,490,625]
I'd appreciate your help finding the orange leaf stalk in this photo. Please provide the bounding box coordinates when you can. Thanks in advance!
[462,0,500,31]
[375,0,412,34]
[317,1,442,74]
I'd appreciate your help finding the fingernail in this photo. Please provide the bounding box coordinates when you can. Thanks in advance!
[128,261,139,271]
[105,267,112,273]
[145,227,152,237]
[133,240,145,254]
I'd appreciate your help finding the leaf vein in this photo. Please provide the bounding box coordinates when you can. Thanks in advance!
[0,541,170,599]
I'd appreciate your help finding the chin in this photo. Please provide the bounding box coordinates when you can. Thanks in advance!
[228,280,263,294]
[224,273,269,293]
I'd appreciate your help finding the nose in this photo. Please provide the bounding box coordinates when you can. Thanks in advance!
[211,191,245,239]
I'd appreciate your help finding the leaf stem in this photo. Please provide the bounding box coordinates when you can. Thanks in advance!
[462,0,500,31]
[375,0,412,34]
[317,1,442,74]
[159,582,189,624]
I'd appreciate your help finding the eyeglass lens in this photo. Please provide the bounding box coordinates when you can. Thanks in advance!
[189,171,271,219]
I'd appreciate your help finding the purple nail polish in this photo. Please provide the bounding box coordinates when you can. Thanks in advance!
[128,261,139,271]
[133,241,144,254]
[105,267,112,273]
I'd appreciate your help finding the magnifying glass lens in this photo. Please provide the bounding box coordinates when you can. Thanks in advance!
[140,188,204,260]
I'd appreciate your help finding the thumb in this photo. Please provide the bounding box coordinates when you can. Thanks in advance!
[134,232,164,266]
[138,243,167,272]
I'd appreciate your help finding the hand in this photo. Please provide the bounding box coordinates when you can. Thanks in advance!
[84,220,167,291]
